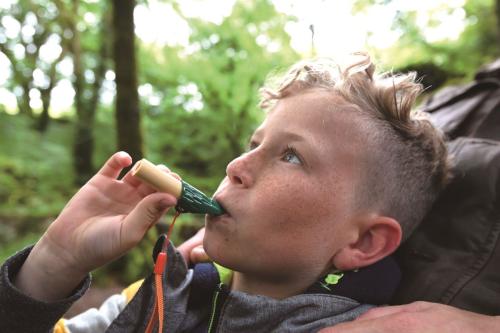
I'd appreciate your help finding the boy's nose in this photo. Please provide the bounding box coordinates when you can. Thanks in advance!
[226,152,255,188]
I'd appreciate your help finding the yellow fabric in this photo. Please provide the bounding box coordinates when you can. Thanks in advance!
[121,279,145,303]
[53,319,69,333]
[49,281,144,333]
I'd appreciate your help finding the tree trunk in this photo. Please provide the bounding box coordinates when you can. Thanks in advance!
[88,8,110,126]
[37,88,51,132]
[112,0,143,165]
[71,0,94,185]
[36,48,65,133]
[19,82,32,117]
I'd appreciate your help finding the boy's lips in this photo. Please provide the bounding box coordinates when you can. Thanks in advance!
[212,196,231,218]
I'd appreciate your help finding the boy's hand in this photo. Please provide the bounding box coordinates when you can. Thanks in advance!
[14,152,177,301]
[178,227,209,265]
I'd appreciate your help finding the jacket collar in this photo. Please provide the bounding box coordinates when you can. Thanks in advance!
[306,256,401,304]
[190,255,400,305]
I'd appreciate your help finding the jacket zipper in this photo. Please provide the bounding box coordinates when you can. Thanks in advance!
[207,283,227,333]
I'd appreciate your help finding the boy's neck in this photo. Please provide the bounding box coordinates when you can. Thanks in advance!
[230,271,318,299]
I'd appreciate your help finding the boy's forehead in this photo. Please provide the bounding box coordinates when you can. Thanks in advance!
[258,90,364,136]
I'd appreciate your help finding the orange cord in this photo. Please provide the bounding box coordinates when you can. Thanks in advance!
[144,299,157,333]
[155,273,165,332]
[165,211,181,250]
[145,211,181,333]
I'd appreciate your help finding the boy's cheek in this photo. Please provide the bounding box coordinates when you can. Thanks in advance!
[257,192,312,229]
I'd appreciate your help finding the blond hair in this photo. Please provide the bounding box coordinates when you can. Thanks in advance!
[260,52,450,239]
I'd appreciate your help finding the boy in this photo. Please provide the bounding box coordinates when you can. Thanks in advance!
[0,52,449,332]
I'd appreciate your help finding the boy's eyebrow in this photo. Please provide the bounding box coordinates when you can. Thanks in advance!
[279,131,306,142]
[250,129,307,144]
[249,129,320,165]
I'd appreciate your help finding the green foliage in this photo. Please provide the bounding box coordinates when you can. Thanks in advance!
[0,110,117,259]
[375,0,499,84]
[0,113,75,218]
[0,112,73,265]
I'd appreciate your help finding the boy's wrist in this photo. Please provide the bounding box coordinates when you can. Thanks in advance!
[14,236,88,302]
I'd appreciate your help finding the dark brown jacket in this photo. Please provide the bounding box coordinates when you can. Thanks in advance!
[393,59,500,315]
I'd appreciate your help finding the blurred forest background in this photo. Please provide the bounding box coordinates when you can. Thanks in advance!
[1,0,499,290]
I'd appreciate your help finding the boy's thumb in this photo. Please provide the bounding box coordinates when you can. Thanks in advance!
[120,193,177,247]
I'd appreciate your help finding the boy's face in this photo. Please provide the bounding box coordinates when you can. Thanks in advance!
[205,89,367,282]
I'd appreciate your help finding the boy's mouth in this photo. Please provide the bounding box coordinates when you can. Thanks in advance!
[211,196,231,218]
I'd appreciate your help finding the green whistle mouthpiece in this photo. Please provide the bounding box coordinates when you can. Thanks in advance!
[176,180,225,215]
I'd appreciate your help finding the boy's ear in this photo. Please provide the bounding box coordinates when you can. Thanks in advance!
[332,216,402,271]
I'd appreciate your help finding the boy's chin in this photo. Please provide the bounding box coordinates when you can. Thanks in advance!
[203,234,236,268]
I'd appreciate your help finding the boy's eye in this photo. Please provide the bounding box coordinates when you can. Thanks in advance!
[282,147,302,165]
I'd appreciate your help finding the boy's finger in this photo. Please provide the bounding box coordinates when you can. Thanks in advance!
[190,246,210,264]
[120,193,177,248]
[177,228,204,252]
[178,228,205,264]
[135,183,158,197]
[98,152,132,179]
[122,169,143,187]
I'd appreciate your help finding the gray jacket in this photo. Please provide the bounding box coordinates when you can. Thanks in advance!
[0,238,400,333]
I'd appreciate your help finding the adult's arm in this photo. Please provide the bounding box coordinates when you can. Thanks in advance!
[318,301,500,333]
